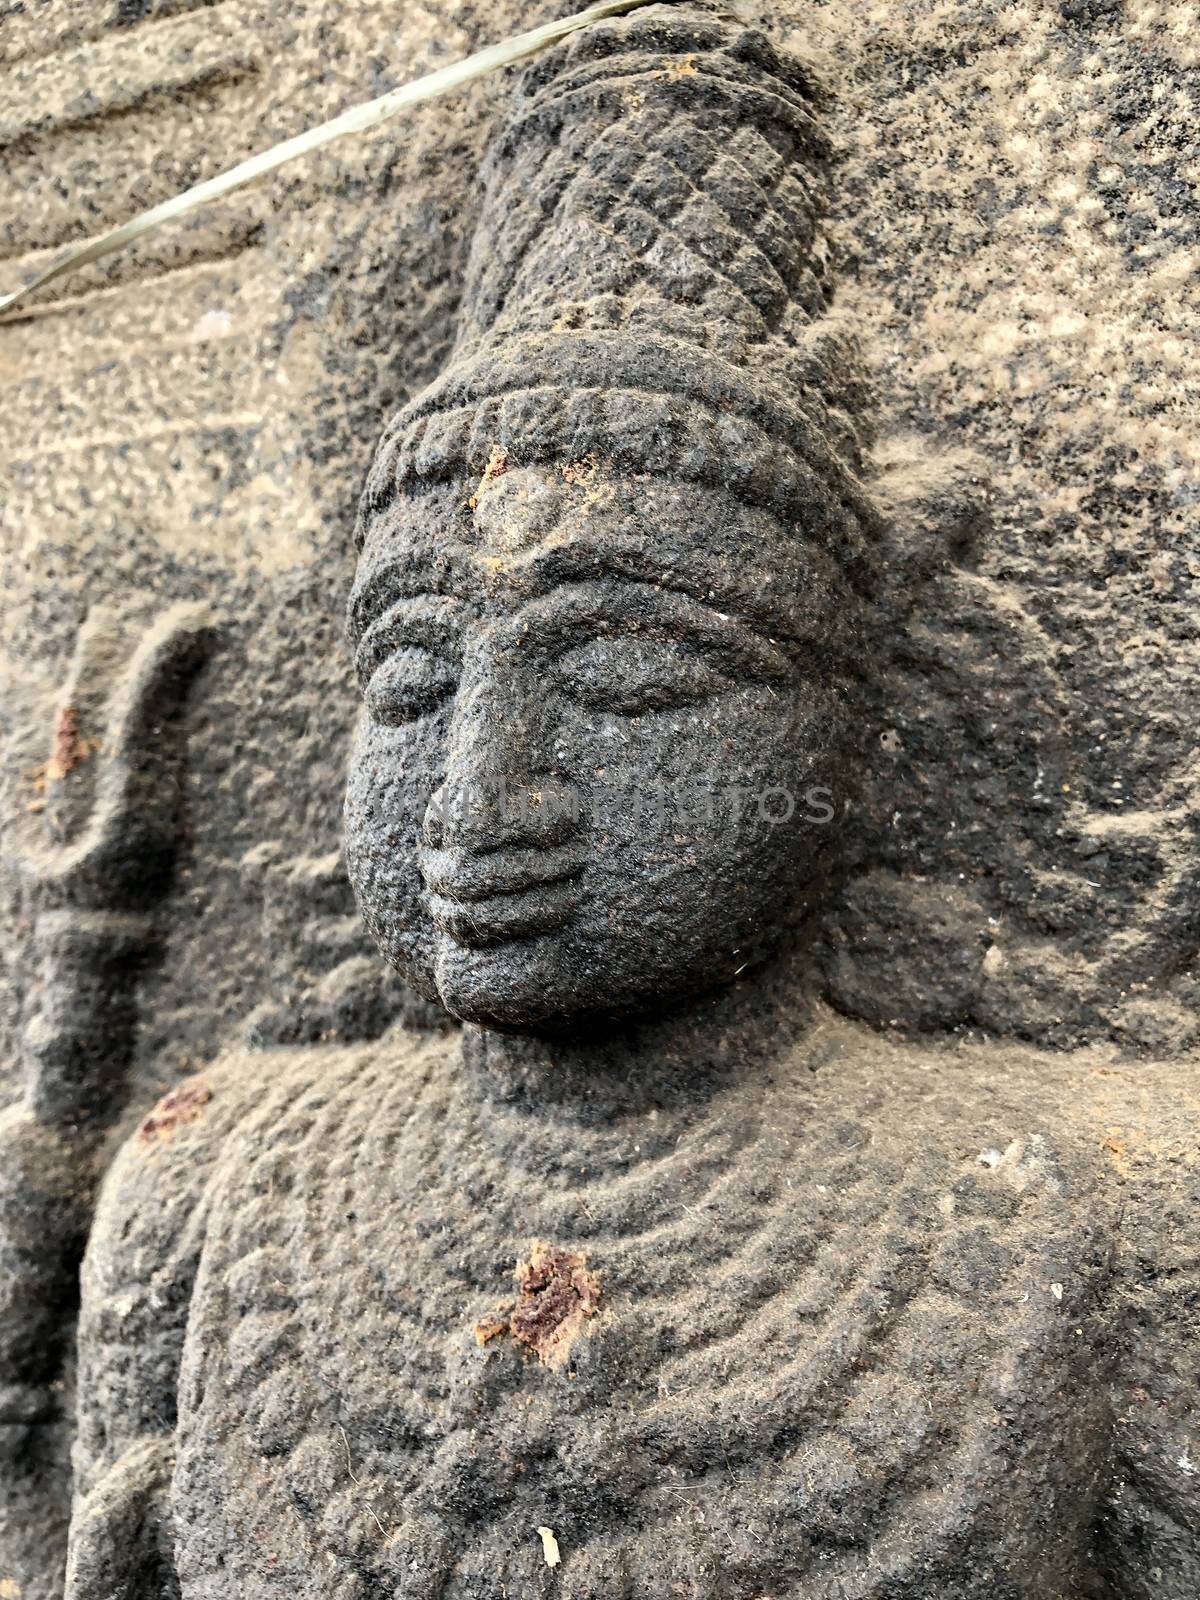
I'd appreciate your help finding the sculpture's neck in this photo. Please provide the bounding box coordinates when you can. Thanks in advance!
[456,946,814,1120]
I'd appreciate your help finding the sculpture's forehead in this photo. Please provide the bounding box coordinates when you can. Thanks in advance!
[351,467,844,645]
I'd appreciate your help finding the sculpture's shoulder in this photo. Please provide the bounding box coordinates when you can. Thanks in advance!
[73,1050,281,1491]
[830,1038,1199,1594]
[75,1031,445,1490]
[83,1029,434,1301]
[84,1053,280,1318]
[1065,1057,1200,1586]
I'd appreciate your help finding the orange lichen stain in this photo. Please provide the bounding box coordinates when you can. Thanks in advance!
[468,443,511,509]
[665,54,698,78]
[29,704,99,801]
[49,705,83,780]
[510,1241,601,1369]
[1101,1125,1146,1178]
[138,1079,213,1145]
[560,452,599,486]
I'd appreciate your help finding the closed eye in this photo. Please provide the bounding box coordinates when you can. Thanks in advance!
[365,647,458,725]
[355,596,463,726]
[552,635,733,715]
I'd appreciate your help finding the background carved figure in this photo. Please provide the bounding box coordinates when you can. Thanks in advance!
[0,1,1195,1598]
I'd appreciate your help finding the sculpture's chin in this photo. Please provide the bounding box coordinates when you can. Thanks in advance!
[432,936,595,1032]
[429,929,748,1036]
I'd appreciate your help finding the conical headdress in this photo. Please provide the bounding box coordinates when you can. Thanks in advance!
[357,4,881,585]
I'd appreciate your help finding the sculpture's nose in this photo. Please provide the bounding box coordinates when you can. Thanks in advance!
[422,662,582,854]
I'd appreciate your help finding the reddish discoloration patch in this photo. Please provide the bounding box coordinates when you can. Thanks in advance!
[481,443,510,483]
[509,1241,601,1368]
[31,704,97,802]
[473,1314,509,1347]
[467,443,511,510]
[138,1079,213,1144]
[560,452,599,485]
[51,704,83,779]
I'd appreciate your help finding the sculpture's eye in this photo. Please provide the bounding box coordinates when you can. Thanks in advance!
[365,647,458,725]
[355,596,464,725]
[552,635,731,715]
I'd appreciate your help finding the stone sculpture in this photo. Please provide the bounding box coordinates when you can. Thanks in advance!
[0,600,211,1587]
[45,6,1199,1598]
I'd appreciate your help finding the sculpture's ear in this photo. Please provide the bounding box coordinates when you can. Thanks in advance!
[867,435,991,606]
[824,436,1200,1054]
[820,437,1072,1041]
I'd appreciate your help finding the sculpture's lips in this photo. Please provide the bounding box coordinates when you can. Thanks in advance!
[419,845,584,901]
[419,847,583,945]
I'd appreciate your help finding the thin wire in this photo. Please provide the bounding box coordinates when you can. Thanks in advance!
[0,0,663,321]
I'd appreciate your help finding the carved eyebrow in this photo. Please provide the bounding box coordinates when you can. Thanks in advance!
[346,555,471,648]
[507,578,797,684]
[353,594,467,689]
[517,544,806,649]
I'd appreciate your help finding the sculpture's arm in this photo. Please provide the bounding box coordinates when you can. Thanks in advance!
[65,1073,229,1600]
[1096,1093,1199,1597]
[0,602,212,1596]
[1102,1296,1199,1595]
[66,1438,179,1600]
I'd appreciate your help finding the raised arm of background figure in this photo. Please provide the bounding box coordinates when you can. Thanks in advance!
[0,601,211,1599]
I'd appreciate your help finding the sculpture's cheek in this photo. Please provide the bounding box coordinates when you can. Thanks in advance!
[343,715,443,1000]
[427,687,846,1029]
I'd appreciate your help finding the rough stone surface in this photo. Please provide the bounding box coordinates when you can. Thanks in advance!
[0,0,1195,1595]
[346,3,895,1032]
[68,1018,1197,1598]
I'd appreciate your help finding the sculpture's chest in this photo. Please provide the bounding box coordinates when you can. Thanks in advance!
[170,1047,1111,1600]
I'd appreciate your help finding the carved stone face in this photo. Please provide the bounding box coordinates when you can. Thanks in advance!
[345,465,856,1031]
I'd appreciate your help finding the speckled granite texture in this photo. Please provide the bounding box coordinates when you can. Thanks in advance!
[0,0,1196,1595]
[68,1019,1193,1598]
